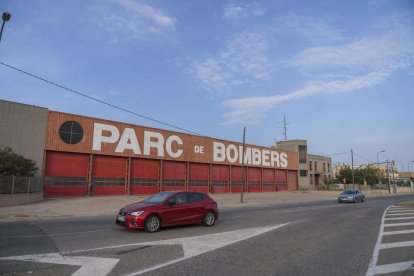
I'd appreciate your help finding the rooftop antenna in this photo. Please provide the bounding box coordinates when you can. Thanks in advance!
[282,114,288,141]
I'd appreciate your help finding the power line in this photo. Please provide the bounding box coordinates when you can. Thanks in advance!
[353,151,374,164]
[0,60,204,136]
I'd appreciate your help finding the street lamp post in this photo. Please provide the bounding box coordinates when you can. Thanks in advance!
[377,150,385,193]
[0,12,11,43]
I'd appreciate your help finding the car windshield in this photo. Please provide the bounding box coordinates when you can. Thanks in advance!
[343,190,357,194]
[144,192,175,204]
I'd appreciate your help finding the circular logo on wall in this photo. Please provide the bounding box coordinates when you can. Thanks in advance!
[59,121,84,145]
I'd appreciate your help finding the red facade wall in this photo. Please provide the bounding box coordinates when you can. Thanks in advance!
[211,165,229,193]
[92,156,127,195]
[262,169,275,192]
[162,161,186,191]
[248,167,261,192]
[276,170,287,191]
[130,159,159,195]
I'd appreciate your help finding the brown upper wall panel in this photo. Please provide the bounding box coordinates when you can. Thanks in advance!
[45,111,299,170]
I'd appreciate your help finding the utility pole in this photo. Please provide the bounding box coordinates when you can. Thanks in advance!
[386,160,391,194]
[351,149,355,188]
[240,127,246,203]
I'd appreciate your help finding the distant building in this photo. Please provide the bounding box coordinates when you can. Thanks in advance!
[275,140,332,189]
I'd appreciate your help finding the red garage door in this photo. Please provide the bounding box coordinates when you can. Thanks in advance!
[212,165,229,193]
[231,166,246,193]
[130,159,159,195]
[276,170,287,191]
[189,163,209,193]
[92,156,127,195]
[248,167,261,192]
[44,151,89,196]
[162,161,186,191]
[263,169,275,192]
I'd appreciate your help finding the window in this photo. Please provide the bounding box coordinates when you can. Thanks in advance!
[59,121,83,145]
[299,145,307,163]
[300,170,308,177]
[327,164,330,172]
[314,162,318,171]
[188,192,205,202]
[170,193,187,204]
[309,161,313,171]
[323,163,326,172]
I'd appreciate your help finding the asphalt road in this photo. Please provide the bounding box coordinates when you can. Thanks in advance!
[0,194,413,276]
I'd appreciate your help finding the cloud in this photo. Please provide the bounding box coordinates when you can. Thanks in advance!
[90,0,176,42]
[220,13,414,124]
[223,2,265,20]
[191,31,270,91]
[222,70,392,124]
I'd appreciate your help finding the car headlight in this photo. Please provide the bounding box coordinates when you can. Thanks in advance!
[130,211,144,217]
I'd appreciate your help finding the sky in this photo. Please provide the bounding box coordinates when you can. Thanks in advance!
[1,0,413,171]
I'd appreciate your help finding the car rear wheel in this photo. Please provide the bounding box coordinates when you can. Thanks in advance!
[203,211,215,226]
[361,197,365,202]
[145,215,161,232]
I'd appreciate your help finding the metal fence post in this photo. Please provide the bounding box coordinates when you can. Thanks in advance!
[27,177,31,194]
[11,176,15,196]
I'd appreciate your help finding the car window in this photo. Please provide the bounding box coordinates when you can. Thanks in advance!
[144,192,174,204]
[170,193,187,204]
[188,192,204,202]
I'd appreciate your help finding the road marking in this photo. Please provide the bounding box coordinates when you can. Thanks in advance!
[366,205,414,276]
[380,240,414,249]
[0,253,119,276]
[366,205,391,276]
[384,222,414,227]
[123,223,291,276]
[1,223,291,276]
[225,216,242,219]
[374,261,414,274]
[383,229,414,235]
[386,212,414,216]
[387,209,413,213]
[23,229,112,238]
[384,216,414,220]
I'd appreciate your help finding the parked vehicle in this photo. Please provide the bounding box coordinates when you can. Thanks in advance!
[116,191,218,232]
[338,189,365,203]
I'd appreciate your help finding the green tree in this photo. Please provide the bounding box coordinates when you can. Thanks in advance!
[336,164,385,185]
[0,146,38,176]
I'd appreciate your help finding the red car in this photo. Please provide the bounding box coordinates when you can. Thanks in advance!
[116,191,219,232]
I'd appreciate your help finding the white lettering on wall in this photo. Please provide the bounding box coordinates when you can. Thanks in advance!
[93,123,120,151]
[115,128,141,154]
[213,142,225,162]
[166,135,183,158]
[143,131,164,157]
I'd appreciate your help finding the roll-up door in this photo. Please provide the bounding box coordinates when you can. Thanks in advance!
[44,151,89,196]
[211,165,229,193]
[92,156,127,195]
[230,166,246,193]
[162,161,186,191]
[189,163,209,193]
[130,159,159,195]
[263,169,275,192]
[287,170,298,191]
[248,167,261,192]
[276,170,287,191]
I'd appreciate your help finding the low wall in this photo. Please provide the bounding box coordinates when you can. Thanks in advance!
[0,192,44,207]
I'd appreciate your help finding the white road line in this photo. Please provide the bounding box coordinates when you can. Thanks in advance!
[384,216,414,220]
[383,229,414,235]
[380,240,414,249]
[366,205,392,276]
[384,222,414,227]
[386,212,414,216]
[374,261,414,275]
[387,209,413,213]
[23,229,112,238]
[225,216,242,219]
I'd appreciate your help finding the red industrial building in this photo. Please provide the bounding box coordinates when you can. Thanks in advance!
[1,100,299,197]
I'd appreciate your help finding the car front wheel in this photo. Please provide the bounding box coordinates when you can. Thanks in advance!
[145,215,161,233]
[203,211,215,226]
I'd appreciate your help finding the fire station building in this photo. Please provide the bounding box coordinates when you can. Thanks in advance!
[0,100,299,197]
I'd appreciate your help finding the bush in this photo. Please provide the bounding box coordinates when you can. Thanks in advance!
[0,146,38,176]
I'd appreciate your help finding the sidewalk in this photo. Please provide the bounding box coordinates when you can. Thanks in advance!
[0,190,412,222]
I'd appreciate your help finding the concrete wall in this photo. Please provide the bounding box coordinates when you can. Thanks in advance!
[0,193,43,207]
[0,100,49,176]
